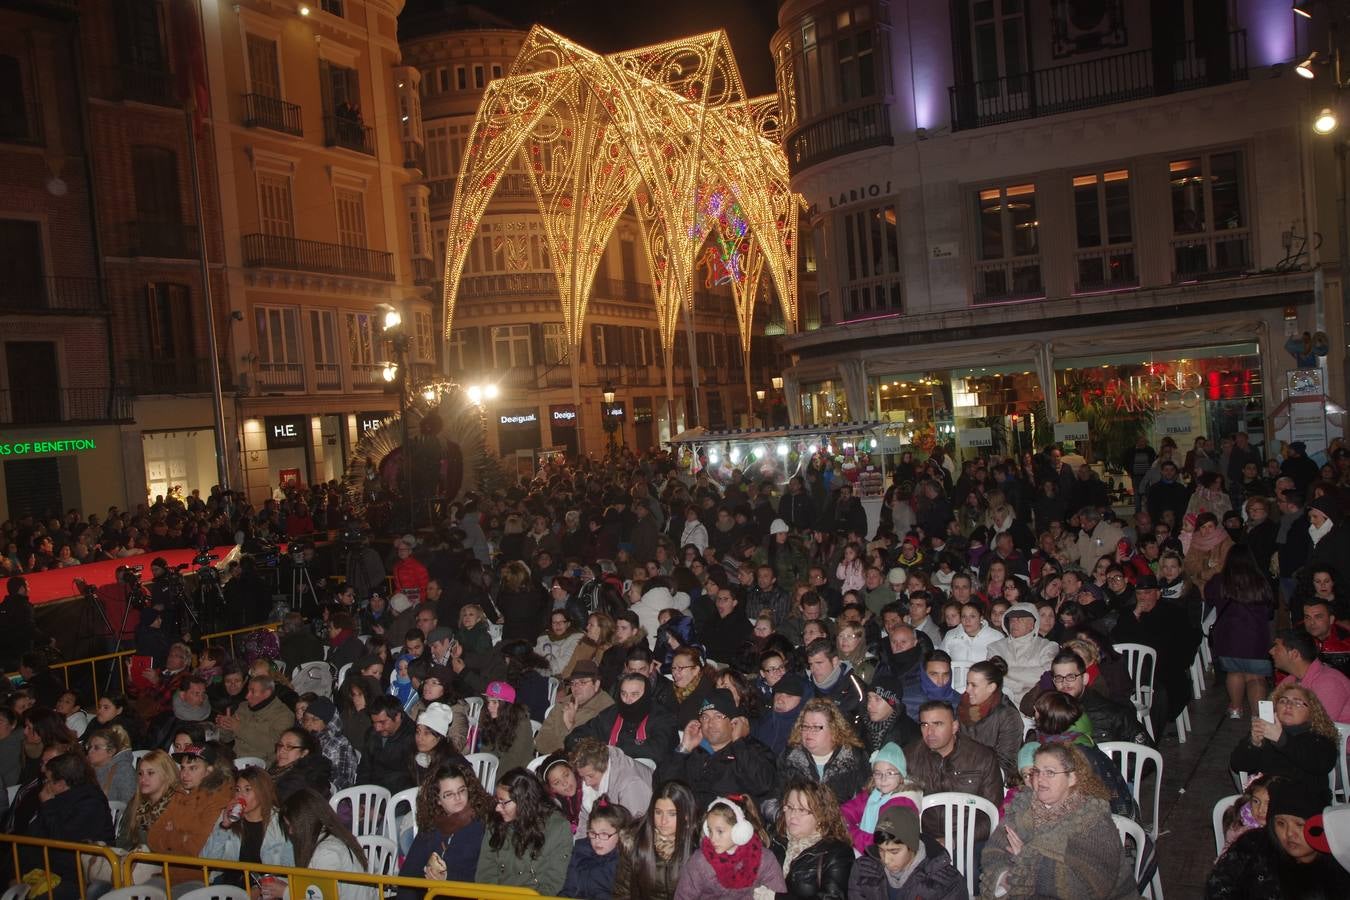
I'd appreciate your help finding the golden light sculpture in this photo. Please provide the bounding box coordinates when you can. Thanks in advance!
[439,25,803,434]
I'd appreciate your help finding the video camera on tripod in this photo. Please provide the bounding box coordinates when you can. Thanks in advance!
[117,564,151,609]
[193,551,222,585]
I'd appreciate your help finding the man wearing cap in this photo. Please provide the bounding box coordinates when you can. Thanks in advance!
[357,695,417,792]
[425,626,456,667]
[1109,573,1202,735]
[988,603,1061,706]
[157,743,236,884]
[659,687,777,810]
[751,673,808,754]
[846,800,966,899]
[536,660,614,755]
[858,677,921,755]
[300,697,359,790]
[1305,495,1350,587]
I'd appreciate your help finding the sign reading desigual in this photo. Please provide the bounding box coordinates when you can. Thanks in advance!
[0,438,97,456]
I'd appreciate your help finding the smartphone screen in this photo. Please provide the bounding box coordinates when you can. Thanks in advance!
[1258,700,1275,724]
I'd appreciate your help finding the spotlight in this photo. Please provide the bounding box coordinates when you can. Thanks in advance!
[381,363,398,383]
[708,449,720,465]
[299,4,311,15]
[466,386,483,404]
[730,447,741,464]
[422,387,436,402]
[382,309,402,330]
[1293,1,1312,18]
[483,384,500,400]
[776,443,789,457]
[1314,106,1339,134]
[1296,51,1319,78]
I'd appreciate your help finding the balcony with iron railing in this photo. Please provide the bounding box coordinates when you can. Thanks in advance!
[0,102,44,146]
[427,179,455,205]
[972,255,1044,305]
[949,30,1248,131]
[1171,229,1251,281]
[241,233,394,281]
[1074,245,1139,293]
[351,363,387,391]
[785,101,892,174]
[459,271,556,298]
[118,221,200,259]
[242,93,303,137]
[324,114,374,155]
[591,278,655,302]
[0,275,104,313]
[314,363,342,391]
[124,357,215,394]
[412,257,437,286]
[0,387,131,425]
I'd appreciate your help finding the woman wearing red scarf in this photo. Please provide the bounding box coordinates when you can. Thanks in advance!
[673,795,786,899]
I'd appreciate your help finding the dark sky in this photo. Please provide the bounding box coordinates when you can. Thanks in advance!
[407,0,784,96]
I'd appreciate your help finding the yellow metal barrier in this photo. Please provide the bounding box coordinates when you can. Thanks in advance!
[122,849,550,899]
[13,623,279,703]
[0,832,125,896]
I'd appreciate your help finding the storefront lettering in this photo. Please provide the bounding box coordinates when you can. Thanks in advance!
[500,413,538,426]
[0,438,96,456]
[809,181,894,216]
[1083,372,1204,413]
[551,409,576,421]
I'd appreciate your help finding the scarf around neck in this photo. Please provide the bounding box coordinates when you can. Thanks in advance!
[700,834,763,889]
[861,788,900,834]
[1190,527,1228,554]
[1310,517,1334,546]
[958,691,1000,725]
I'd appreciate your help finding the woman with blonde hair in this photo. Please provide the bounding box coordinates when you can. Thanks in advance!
[835,622,874,682]
[1229,680,1338,797]
[456,603,493,655]
[561,612,615,679]
[770,777,854,897]
[116,749,181,850]
[778,698,870,805]
[980,742,1138,898]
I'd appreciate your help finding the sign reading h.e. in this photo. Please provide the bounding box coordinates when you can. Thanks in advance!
[265,415,307,450]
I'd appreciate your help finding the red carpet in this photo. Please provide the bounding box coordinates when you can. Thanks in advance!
[20,546,240,605]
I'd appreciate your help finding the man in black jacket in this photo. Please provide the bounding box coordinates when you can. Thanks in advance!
[1110,574,1201,738]
[778,476,816,532]
[0,577,34,672]
[566,672,675,766]
[1146,461,1190,530]
[1020,650,1150,745]
[357,696,416,791]
[22,752,114,900]
[659,689,778,811]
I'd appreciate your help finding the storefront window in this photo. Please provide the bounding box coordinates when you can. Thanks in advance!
[800,379,848,425]
[1054,343,1264,466]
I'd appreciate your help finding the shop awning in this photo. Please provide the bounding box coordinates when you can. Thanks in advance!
[666,421,885,445]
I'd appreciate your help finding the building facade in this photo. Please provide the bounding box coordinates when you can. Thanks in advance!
[400,7,794,462]
[199,0,432,503]
[773,0,1343,466]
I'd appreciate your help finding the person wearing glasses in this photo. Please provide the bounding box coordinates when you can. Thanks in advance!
[660,689,778,811]
[267,726,332,802]
[1018,649,1146,745]
[561,800,631,899]
[847,800,966,900]
[980,742,1137,898]
[397,761,490,898]
[475,768,574,895]
[776,698,870,810]
[1229,681,1338,799]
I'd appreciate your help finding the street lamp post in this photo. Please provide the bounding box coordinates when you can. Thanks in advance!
[377,304,414,530]
[602,382,618,457]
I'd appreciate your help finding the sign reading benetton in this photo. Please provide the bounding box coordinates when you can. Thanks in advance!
[0,438,96,456]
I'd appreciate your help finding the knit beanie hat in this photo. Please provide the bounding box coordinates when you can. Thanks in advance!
[869,680,902,710]
[1268,778,1328,821]
[874,800,921,853]
[307,697,337,725]
[417,702,454,737]
[1017,742,1038,774]
[869,742,907,777]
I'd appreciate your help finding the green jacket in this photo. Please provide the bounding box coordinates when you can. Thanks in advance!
[474,808,573,895]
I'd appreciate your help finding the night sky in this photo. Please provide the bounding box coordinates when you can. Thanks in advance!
[402,0,784,96]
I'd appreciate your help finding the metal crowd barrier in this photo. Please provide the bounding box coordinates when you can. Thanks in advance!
[0,832,122,897]
[122,849,551,899]
[11,622,279,703]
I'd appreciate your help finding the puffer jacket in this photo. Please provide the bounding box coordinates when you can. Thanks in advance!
[846,837,966,900]
[777,744,870,805]
[958,694,1026,783]
[474,810,573,895]
[769,835,853,900]
[632,586,691,650]
[610,842,683,900]
[986,603,1060,705]
[577,746,653,836]
[561,838,621,900]
[1206,826,1350,898]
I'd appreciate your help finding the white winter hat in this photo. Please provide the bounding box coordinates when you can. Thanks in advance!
[417,702,454,737]
[769,519,790,535]
[390,592,413,614]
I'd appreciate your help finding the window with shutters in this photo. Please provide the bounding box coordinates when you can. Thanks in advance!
[455,67,467,90]
[335,189,366,248]
[446,329,466,371]
[492,324,532,368]
[320,60,360,115]
[631,327,650,367]
[257,172,295,237]
[115,0,167,72]
[309,309,339,388]
[543,323,567,365]
[246,34,280,98]
[473,65,485,88]
[591,323,609,366]
[345,311,382,366]
[414,311,435,362]
[256,306,303,371]
[146,283,192,359]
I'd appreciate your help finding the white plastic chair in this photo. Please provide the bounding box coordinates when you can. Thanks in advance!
[5,785,16,805]
[464,696,484,727]
[546,676,560,708]
[98,889,166,900]
[530,719,542,739]
[330,784,392,838]
[487,623,503,645]
[108,800,126,832]
[1212,793,1241,858]
[949,663,970,694]
[1189,650,1206,700]
[234,756,267,771]
[1113,642,1158,740]
[175,887,250,900]
[337,662,353,687]
[635,757,657,771]
[1332,722,1350,802]
[386,786,420,845]
[1099,741,1164,839]
[919,791,999,899]
[525,754,550,774]
[0,883,30,900]
[359,834,399,875]
[131,749,151,767]
[465,752,500,792]
[1113,813,1164,899]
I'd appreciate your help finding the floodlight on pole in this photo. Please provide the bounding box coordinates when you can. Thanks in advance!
[1296,51,1319,78]
[1314,106,1339,134]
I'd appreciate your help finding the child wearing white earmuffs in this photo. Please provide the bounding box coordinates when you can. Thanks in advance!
[672,795,787,899]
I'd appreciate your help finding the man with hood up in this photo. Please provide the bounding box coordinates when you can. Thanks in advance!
[986,603,1059,706]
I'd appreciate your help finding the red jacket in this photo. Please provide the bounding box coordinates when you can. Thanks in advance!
[392,556,429,601]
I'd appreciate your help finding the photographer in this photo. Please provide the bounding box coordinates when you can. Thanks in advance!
[343,529,387,600]
[224,556,272,626]
[0,576,35,671]
[146,557,187,634]
[280,542,330,615]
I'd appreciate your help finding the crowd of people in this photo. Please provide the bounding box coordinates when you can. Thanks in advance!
[1,432,1349,898]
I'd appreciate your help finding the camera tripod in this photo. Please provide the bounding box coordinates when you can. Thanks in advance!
[75,577,139,696]
[291,562,317,612]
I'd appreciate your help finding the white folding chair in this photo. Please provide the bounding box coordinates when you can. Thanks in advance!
[108,800,126,832]
[234,756,267,771]
[131,749,151,767]
[546,676,560,708]
[530,719,542,739]
[1189,650,1206,700]
[337,662,353,687]
[1212,793,1241,858]
[330,784,392,838]
[950,664,970,694]
[359,835,399,875]
[1113,642,1158,740]
[385,786,420,846]
[487,623,503,645]
[98,889,166,900]
[464,696,484,727]
[919,791,999,899]
[0,883,30,900]
[525,754,550,774]
[5,785,16,805]
[465,751,500,792]
[175,887,251,900]
[1099,741,1164,840]
[1113,813,1164,900]
[635,757,657,771]
[1332,722,1350,803]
